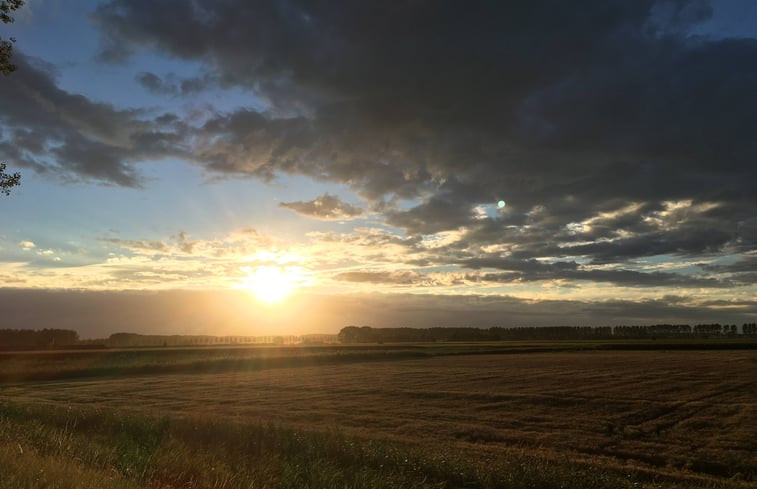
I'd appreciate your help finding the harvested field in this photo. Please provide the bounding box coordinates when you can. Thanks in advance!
[2,349,755,487]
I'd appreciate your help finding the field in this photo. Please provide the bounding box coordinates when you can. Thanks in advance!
[1,343,755,488]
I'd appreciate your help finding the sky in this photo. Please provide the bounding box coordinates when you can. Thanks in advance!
[0,0,755,338]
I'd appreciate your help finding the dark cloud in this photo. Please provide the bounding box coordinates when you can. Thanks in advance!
[175,232,196,254]
[461,257,580,273]
[407,198,753,275]
[583,296,754,323]
[700,254,757,285]
[0,288,753,338]
[562,230,735,263]
[332,262,729,289]
[280,193,363,220]
[383,177,483,234]
[332,270,424,285]
[136,71,176,95]
[135,71,216,96]
[100,232,197,255]
[100,238,168,253]
[0,54,183,186]
[476,268,730,288]
[91,1,756,255]
[705,255,757,273]
[2,1,750,292]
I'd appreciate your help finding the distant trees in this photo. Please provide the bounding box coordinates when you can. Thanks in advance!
[0,328,79,350]
[693,324,726,337]
[338,326,376,343]
[338,325,614,343]
[614,324,692,338]
[337,323,756,343]
[490,326,612,340]
[103,333,327,348]
[743,323,757,336]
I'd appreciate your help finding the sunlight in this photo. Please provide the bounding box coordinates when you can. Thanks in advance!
[239,265,306,303]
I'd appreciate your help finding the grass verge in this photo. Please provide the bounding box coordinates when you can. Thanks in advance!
[1,401,751,489]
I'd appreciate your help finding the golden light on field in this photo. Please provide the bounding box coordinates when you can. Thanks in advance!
[239,265,307,303]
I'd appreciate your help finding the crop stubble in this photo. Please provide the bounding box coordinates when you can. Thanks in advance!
[2,350,755,481]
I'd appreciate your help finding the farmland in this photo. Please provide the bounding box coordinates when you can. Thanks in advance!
[1,344,755,488]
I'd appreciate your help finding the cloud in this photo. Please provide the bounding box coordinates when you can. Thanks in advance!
[135,71,216,96]
[0,54,184,186]
[701,253,757,286]
[135,72,176,95]
[332,270,425,285]
[2,1,753,296]
[89,1,756,265]
[383,177,482,234]
[100,238,168,254]
[330,263,730,289]
[279,193,363,220]
[703,254,757,273]
[473,268,730,288]
[99,229,268,260]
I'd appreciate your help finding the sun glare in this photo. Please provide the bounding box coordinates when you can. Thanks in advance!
[240,265,305,303]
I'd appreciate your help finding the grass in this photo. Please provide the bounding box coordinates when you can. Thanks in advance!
[1,348,755,488]
[1,400,748,489]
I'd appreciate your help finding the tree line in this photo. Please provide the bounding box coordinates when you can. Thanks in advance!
[338,323,757,343]
[0,328,79,350]
[1,331,341,350]
[3,324,756,350]
[103,333,308,348]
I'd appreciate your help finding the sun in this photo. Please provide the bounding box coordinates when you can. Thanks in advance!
[240,265,304,303]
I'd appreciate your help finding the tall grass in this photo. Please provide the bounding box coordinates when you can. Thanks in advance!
[1,401,749,489]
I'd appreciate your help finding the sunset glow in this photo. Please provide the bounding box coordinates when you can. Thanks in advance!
[0,0,755,337]
[240,265,307,303]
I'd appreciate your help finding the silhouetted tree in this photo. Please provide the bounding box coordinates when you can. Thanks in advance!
[693,323,722,337]
[0,162,20,195]
[1,1,23,195]
[0,0,23,74]
[0,328,79,350]
[338,326,376,343]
